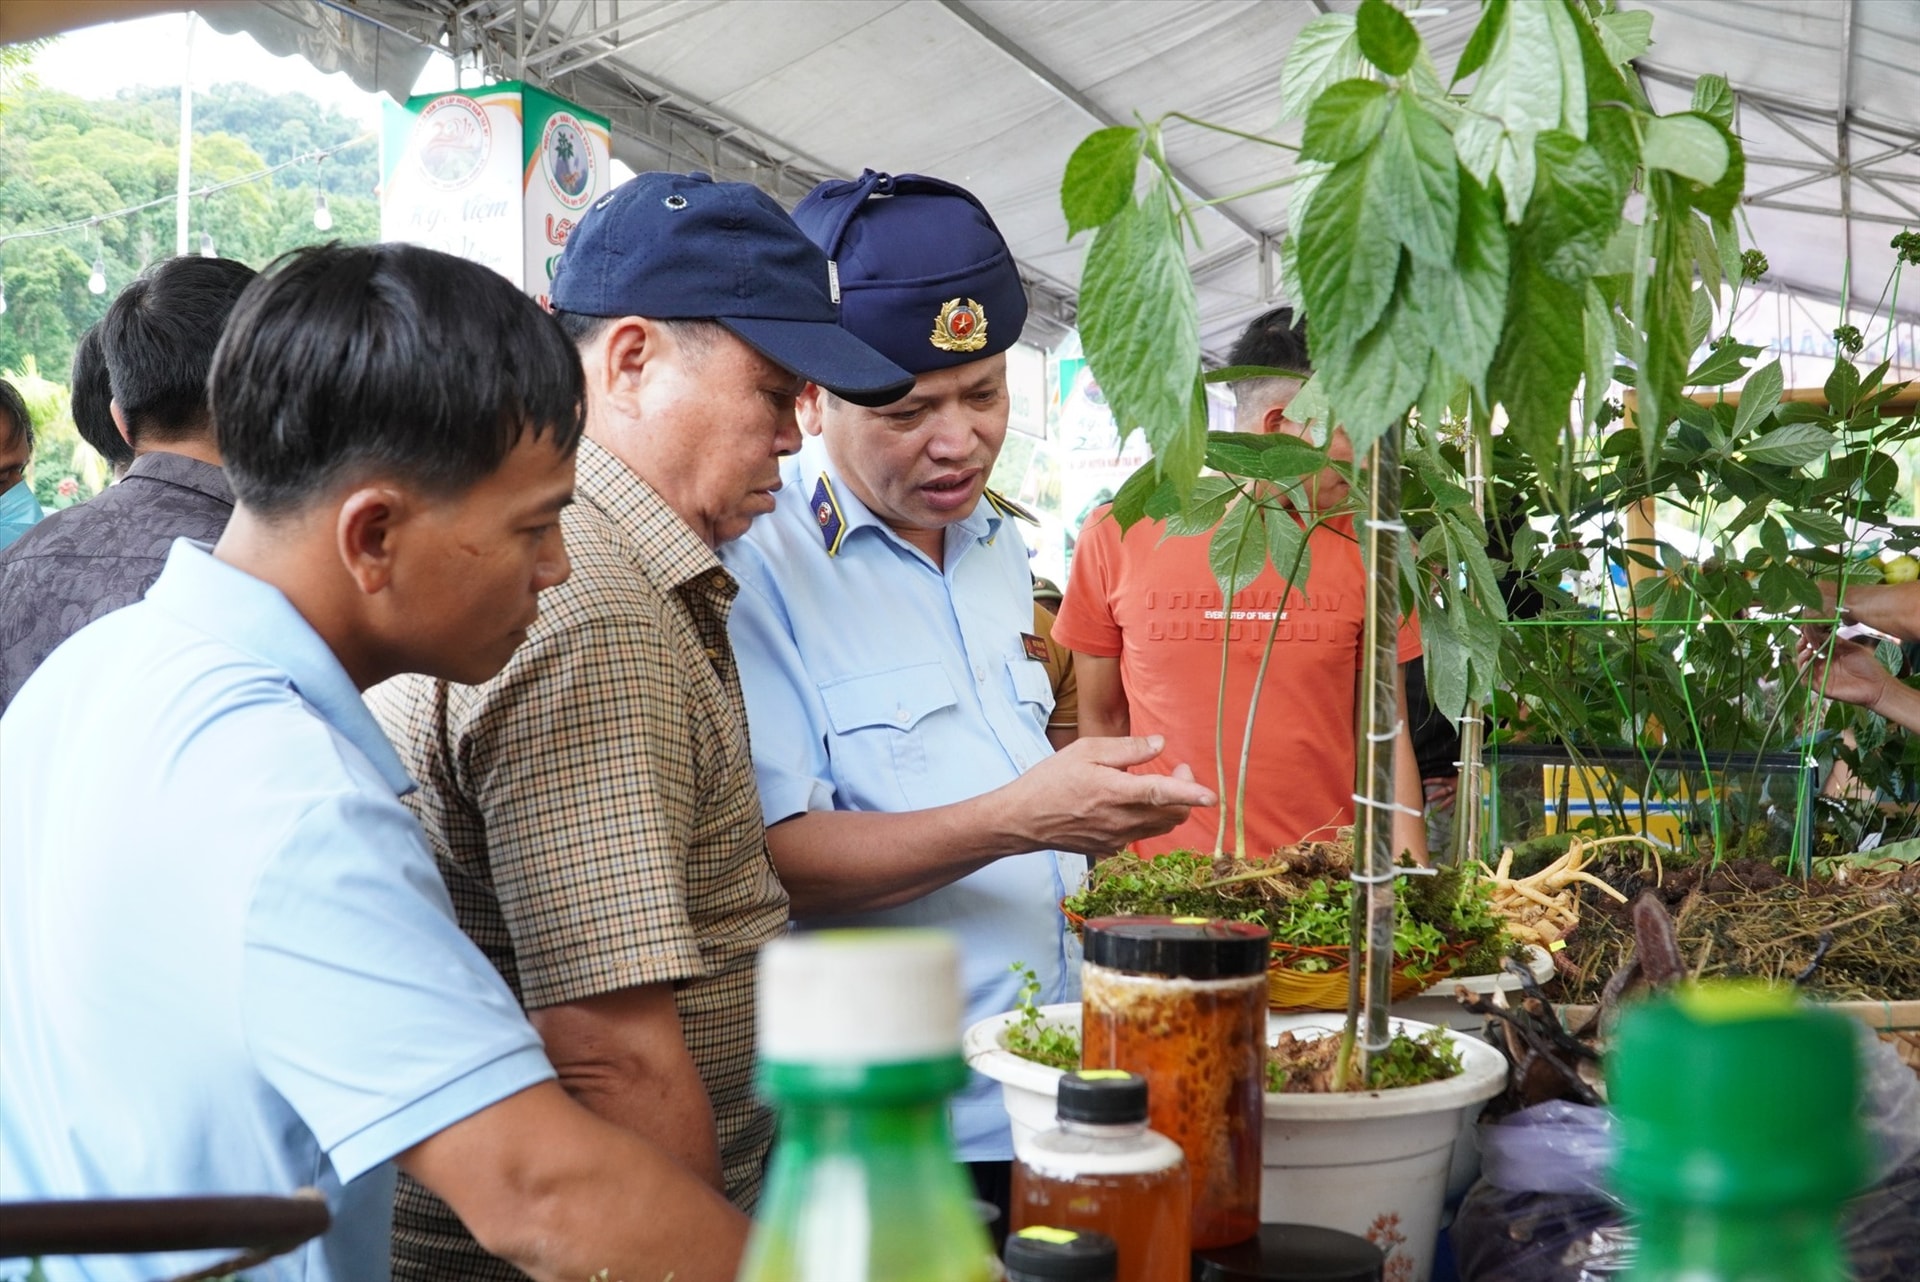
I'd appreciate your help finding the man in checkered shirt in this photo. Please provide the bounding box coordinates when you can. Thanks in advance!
[369,172,912,1282]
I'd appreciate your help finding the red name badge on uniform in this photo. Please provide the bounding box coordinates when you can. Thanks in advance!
[1022,632,1050,662]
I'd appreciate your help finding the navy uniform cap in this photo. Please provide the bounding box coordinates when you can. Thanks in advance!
[550,171,913,407]
[791,170,1027,378]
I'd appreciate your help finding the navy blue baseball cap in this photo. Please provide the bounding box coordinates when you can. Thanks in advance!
[791,170,1028,377]
[550,171,913,407]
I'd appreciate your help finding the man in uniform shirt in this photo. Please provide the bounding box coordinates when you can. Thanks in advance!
[1,242,747,1282]
[370,172,913,1280]
[722,171,1213,1205]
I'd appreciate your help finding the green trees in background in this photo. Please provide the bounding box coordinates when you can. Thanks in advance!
[1,72,380,502]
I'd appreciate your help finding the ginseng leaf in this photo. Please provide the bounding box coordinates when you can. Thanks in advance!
[1280,13,1364,123]
[1301,79,1392,165]
[1295,144,1399,353]
[1356,0,1420,77]
[1079,184,1206,497]
[1264,504,1312,594]
[1061,127,1143,239]
[1643,113,1731,186]
[1208,497,1268,599]
[1743,425,1837,470]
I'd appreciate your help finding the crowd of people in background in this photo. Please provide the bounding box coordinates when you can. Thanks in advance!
[1,162,1907,1282]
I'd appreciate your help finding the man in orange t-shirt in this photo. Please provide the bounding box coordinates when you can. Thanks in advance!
[1053,307,1427,861]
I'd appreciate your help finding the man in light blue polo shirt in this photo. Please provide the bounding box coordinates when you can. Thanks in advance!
[0,244,747,1282]
[721,171,1215,1212]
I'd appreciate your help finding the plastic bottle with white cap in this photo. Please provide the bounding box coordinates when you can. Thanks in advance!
[737,929,995,1282]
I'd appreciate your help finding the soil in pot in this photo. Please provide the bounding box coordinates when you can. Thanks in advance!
[1265,1026,1464,1095]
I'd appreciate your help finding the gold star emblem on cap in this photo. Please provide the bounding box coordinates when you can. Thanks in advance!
[931,298,989,353]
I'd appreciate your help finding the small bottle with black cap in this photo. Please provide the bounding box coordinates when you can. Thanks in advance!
[1004,1226,1119,1282]
[1011,1070,1188,1282]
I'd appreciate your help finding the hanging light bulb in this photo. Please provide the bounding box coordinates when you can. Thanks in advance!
[88,257,107,295]
[199,230,216,258]
[313,189,333,233]
[0,277,7,316]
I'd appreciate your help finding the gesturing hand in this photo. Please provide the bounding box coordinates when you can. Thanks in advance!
[997,735,1216,857]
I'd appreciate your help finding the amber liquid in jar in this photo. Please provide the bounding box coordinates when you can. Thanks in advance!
[1011,1163,1189,1282]
[1081,966,1265,1249]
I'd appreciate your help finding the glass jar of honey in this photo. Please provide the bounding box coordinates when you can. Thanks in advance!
[1079,917,1269,1251]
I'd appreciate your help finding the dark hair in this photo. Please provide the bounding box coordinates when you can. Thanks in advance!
[0,379,31,454]
[1227,306,1312,378]
[211,243,586,517]
[70,325,131,469]
[100,255,258,445]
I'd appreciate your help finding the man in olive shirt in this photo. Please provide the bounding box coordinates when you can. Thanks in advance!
[0,256,254,711]
[369,172,911,1281]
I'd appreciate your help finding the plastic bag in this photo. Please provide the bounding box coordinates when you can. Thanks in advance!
[1453,1101,1626,1282]
[1452,1029,1920,1282]
[1476,1101,1612,1196]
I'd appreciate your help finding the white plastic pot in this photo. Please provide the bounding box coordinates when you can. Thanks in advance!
[961,1002,1079,1148]
[1261,1014,1507,1282]
[964,1006,1507,1282]
[1389,943,1556,1031]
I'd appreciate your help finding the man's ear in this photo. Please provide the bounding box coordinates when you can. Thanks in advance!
[1259,403,1291,437]
[589,317,657,423]
[110,400,134,449]
[335,486,409,596]
[797,383,829,438]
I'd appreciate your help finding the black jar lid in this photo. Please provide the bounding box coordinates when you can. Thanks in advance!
[1005,1226,1118,1282]
[1083,916,1270,979]
[1190,1224,1385,1282]
[1057,1069,1149,1125]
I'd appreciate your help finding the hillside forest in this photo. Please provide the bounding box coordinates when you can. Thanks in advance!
[1,58,380,508]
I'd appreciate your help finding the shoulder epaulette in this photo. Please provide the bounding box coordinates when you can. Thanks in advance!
[984,487,1038,525]
[809,474,848,556]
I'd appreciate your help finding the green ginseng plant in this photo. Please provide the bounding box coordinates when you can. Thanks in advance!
[1063,0,1751,1081]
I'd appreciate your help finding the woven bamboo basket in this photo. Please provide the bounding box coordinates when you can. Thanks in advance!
[1063,903,1469,1012]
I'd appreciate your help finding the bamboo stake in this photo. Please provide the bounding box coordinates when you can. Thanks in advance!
[1353,421,1405,1070]
[1450,408,1490,869]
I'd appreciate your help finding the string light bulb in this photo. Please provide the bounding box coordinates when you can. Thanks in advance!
[88,257,107,295]
[199,230,216,258]
[313,190,332,232]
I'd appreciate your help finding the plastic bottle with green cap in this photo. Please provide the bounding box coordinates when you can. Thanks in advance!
[1609,983,1870,1282]
[737,930,994,1282]
[1004,1226,1118,1282]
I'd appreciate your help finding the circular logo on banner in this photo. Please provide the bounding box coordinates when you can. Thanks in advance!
[543,113,596,208]
[414,95,492,190]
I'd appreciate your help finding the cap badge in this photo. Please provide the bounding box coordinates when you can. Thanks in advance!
[931,297,988,353]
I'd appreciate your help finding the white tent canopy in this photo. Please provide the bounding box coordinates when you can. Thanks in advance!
[211,0,1920,358]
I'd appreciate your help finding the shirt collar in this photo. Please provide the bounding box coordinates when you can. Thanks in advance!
[574,436,723,592]
[124,451,235,506]
[793,437,999,559]
[143,540,414,795]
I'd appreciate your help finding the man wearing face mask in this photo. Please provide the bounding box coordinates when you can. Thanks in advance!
[722,171,1214,1209]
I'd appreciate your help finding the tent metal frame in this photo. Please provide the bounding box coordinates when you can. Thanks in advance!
[304,0,1918,342]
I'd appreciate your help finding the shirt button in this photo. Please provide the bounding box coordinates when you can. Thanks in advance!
[974,665,987,683]
[896,708,910,724]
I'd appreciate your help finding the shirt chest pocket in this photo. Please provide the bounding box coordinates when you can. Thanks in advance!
[1005,656,1054,732]
[818,662,959,809]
